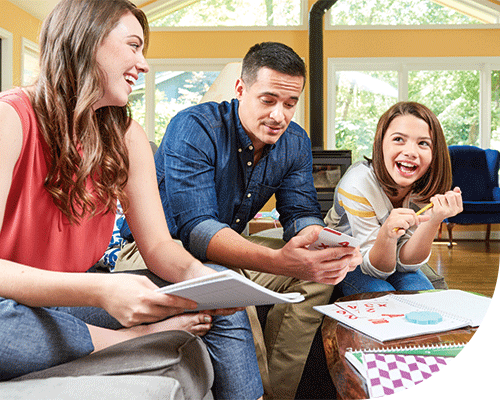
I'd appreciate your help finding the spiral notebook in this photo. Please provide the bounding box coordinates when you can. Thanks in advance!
[363,352,451,398]
[314,290,491,342]
[345,343,465,380]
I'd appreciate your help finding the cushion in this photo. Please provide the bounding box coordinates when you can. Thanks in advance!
[446,212,500,225]
[461,201,500,213]
[449,146,493,201]
[13,331,214,400]
[95,202,127,271]
[0,376,185,400]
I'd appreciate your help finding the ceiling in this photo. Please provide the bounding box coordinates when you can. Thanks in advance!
[7,0,151,21]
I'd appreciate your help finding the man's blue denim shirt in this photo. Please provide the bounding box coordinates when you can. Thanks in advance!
[124,99,324,261]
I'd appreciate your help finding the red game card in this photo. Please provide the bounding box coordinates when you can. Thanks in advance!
[309,227,361,250]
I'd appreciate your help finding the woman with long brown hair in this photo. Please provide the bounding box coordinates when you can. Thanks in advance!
[0,1,263,398]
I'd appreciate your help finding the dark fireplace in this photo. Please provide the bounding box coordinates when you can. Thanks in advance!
[312,149,351,217]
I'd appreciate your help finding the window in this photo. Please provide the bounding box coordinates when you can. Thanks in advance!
[408,69,480,148]
[147,0,305,28]
[333,70,398,161]
[328,57,500,162]
[0,27,13,91]
[327,0,498,27]
[133,59,235,144]
[130,65,220,144]
[21,38,39,86]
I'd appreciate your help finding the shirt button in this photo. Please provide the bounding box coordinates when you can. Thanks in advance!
[236,219,241,223]
[247,193,252,198]
[238,148,242,153]
[247,161,252,167]
[249,145,254,151]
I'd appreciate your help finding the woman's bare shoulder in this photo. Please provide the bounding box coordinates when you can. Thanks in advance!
[0,101,23,165]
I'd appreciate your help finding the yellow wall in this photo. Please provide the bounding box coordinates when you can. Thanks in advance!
[324,28,500,58]
[0,1,41,87]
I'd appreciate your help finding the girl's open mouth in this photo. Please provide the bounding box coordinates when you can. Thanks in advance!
[396,161,418,176]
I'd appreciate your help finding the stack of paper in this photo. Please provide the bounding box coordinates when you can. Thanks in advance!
[156,270,304,310]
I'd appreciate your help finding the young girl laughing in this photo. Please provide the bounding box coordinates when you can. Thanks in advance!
[325,101,463,295]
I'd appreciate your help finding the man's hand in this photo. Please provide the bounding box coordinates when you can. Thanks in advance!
[273,226,362,285]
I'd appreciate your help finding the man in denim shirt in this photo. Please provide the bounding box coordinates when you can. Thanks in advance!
[118,42,361,399]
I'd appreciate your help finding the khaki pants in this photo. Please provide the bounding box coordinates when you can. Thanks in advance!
[242,236,333,400]
[115,240,333,399]
[242,270,333,399]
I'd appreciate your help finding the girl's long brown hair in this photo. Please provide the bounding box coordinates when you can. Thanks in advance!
[30,0,149,223]
[371,101,452,202]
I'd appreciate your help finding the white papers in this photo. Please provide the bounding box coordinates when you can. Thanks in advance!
[394,290,491,327]
[314,290,491,342]
[156,270,304,311]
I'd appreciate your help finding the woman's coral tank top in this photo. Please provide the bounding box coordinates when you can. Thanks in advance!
[0,89,115,272]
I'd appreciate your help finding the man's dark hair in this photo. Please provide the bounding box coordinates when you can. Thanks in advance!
[241,42,306,87]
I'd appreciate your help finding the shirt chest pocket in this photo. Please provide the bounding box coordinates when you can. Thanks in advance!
[252,182,281,211]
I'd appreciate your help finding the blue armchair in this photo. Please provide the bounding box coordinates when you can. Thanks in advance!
[444,145,500,247]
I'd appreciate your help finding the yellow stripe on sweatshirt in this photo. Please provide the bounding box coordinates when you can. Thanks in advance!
[338,188,371,206]
[339,200,376,218]
[338,188,376,218]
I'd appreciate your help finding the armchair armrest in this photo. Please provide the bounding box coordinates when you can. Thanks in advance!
[493,187,500,201]
[492,187,500,201]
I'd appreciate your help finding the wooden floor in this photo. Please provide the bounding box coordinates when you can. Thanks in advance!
[429,240,499,297]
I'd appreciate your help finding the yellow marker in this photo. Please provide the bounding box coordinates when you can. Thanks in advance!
[394,203,433,232]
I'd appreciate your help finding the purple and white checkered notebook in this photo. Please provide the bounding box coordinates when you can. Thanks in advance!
[364,352,450,398]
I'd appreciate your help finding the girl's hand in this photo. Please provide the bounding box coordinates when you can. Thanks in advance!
[429,187,463,221]
[382,208,430,238]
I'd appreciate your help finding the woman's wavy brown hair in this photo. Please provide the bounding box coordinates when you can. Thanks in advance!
[30,0,149,223]
[371,101,452,203]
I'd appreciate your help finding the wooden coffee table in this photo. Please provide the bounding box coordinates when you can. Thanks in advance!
[321,291,477,400]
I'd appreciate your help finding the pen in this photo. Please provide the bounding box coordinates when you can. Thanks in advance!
[393,203,433,232]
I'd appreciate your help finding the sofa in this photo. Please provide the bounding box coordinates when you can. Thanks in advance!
[0,331,214,400]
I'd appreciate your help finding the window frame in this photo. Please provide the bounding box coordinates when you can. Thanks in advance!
[147,0,307,31]
[325,0,500,30]
[21,37,39,86]
[327,56,500,150]
[0,27,13,91]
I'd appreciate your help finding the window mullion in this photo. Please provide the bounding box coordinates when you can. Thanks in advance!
[145,67,156,141]
[398,63,409,102]
[480,64,492,149]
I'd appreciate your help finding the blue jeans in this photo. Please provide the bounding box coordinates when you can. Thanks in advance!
[337,266,434,296]
[0,266,263,400]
